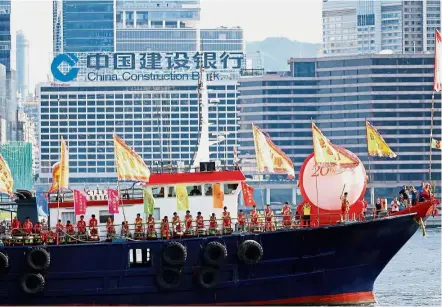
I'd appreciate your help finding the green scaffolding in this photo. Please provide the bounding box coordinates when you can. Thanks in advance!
[0,142,33,191]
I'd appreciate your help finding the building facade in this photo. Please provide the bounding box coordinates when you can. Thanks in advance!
[238,54,441,200]
[322,0,441,56]
[37,80,239,187]
[52,0,244,78]
[0,0,10,72]
[16,30,30,98]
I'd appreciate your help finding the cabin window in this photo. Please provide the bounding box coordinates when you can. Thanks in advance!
[99,210,114,224]
[61,212,75,224]
[224,184,238,195]
[204,184,213,196]
[129,248,152,268]
[168,186,176,197]
[188,185,202,196]
[152,186,165,198]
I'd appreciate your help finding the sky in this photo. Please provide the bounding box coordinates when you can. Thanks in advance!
[10,0,323,91]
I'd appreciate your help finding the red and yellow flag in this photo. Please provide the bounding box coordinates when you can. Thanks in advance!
[434,29,442,92]
[48,162,61,193]
[213,183,224,209]
[113,134,150,182]
[252,124,295,179]
[0,154,13,195]
[366,121,397,158]
[312,122,359,167]
[59,138,69,190]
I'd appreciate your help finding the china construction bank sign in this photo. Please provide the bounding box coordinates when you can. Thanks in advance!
[50,51,245,83]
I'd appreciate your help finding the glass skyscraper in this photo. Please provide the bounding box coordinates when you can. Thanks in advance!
[238,54,441,199]
[0,0,11,72]
[53,0,114,53]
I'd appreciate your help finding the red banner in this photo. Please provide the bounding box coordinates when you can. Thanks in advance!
[108,188,119,214]
[73,189,87,215]
[241,182,256,207]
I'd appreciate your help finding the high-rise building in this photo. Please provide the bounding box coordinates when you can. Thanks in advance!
[238,54,441,199]
[42,0,246,187]
[0,0,11,72]
[16,30,30,98]
[37,80,239,186]
[322,0,441,56]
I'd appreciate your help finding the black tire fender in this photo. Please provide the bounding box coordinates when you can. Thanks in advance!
[0,252,8,274]
[237,240,263,265]
[26,247,51,271]
[203,241,228,267]
[161,241,187,266]
[156,267,181,290]
[197,266,220,289]
[20,273,45,295]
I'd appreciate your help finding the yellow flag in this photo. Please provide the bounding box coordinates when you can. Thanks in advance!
[213,183,224,209]
[431,138,441,150]
[312,122,359,167]
[0,154,13,195]
[113,134,150,182]
[48,162,61,193]
[252,124,295,179]
[366,121,397,158]
[59,138,69,190]
[176,185,189,211]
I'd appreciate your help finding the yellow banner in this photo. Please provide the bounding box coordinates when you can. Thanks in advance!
[48,162,61,193]
[312,122,359,167]
[366,121,397,158]
[213,183,224,209]
[59,138,69,190]
[431,138,441,150]
[252,124,295,179]
[176,185,189,211]
[0,154,13,195]
[113,134,150,182]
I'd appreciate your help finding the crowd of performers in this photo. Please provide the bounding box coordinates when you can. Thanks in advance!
[5,189,435,245]
[3,203,300,244]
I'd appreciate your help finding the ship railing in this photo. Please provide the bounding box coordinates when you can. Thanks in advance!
[0,212,381,245]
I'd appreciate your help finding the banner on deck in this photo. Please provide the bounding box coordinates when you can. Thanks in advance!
[59,138,69,190]
[213,183,224,209]
[74,189,87,215]
[241,182,255,207]
[108,188,119,214]
[143,187,155,215]
[176,185,189,211]
[36,190,49,217]
[366,121,397,158]
[48,162,61,194]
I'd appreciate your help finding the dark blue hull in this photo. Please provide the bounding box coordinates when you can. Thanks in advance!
[0,214,420,305]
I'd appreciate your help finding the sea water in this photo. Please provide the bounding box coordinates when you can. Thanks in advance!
[374,228,441,306]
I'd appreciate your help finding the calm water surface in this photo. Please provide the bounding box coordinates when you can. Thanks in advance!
[374,228,441,306]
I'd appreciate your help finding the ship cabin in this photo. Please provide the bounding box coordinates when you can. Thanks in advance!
[48,170,245,233]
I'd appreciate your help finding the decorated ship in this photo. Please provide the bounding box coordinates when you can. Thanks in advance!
[1,41,442,305]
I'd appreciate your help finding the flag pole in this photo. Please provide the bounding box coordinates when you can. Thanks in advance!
[116,180,127,223]
[312,119,320,226]
[429,92,435,183]
[365,119,374,206]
